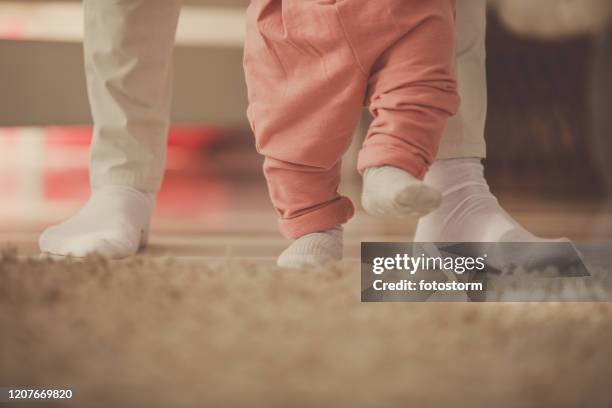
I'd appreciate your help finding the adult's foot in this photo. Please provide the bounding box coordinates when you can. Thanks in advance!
[39,185,155,259]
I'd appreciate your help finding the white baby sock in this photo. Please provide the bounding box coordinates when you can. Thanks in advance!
[39,185,155,259]
[414,158,546,243]
[362,166,442,218]
[277,226,343,268]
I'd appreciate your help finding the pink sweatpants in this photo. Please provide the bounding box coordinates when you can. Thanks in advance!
[244,0,459,239]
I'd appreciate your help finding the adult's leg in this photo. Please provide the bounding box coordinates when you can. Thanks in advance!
[39,0,181,258]
[86,0,180,191]
[415,0,555,243]
[437,0,488,160]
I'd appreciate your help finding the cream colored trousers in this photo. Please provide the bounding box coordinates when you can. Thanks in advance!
[84,0,486,193]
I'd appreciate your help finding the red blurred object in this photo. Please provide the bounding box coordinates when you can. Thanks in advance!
[45,125,224,148]
[44,170,90,202]
[0,125,234,221]
[42,125,226,205]
[0,18,25,40]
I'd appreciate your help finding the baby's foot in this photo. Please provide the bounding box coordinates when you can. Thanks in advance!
[362,166,441,218]
[277,226,343,268]
[39,185,155,259]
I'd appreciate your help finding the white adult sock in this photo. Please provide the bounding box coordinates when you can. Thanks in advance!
[277,226,343,268]
[362,166,442,218]
[39,185,155,259]
[414,158,546,242]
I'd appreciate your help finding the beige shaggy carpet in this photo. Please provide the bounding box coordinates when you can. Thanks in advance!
[1,250,612,407]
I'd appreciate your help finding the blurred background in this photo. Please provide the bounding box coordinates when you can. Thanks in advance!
[1,0,611,259]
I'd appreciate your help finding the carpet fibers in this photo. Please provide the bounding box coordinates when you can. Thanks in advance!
[1,250,612,407]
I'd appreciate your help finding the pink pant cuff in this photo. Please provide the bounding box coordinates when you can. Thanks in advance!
[279,197,354,239]
[357,146,430,180]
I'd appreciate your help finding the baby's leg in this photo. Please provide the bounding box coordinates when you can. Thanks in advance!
[244,1,367,267]
[39,0,180,258]
[265,158,352,268]
[356,0,460,218]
